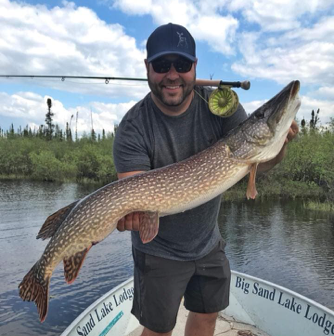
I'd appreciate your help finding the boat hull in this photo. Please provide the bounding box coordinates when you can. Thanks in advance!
[61,271,334,336]
[62,278,138,336]
[227,271,334,336]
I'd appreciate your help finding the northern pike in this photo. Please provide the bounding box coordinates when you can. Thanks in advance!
[19,80,301,322]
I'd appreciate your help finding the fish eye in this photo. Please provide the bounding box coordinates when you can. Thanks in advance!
[255,110,265,119]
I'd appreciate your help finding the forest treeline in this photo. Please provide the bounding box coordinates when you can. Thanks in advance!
[0,107,333,204]
[0,134,118,184]
[0,98,119,184]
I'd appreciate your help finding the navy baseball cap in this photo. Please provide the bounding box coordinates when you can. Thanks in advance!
[146,23,196,63]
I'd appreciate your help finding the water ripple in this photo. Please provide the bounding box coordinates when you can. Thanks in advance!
[1,181,334,335]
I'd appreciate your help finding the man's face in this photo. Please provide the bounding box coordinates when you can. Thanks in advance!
[146,54,197,110]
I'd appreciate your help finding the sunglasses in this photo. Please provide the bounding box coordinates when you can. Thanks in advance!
[151,56,194,74]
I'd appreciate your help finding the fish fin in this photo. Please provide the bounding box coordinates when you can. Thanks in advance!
[18,261,50,322]
[246,163,258,199]
[225,144,232,157]
[63,246,91,284]
[139,211,159,244]
[37,200,79,240]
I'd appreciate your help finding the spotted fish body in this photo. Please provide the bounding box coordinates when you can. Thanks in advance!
[19,80,301,322]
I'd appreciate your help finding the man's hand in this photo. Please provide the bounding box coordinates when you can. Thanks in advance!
[116,170,146,232]
[117,212,141,232]
[285,119,299,143]
[258,120,299,173]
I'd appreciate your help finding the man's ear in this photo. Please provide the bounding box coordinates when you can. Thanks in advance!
[144,59,149,71]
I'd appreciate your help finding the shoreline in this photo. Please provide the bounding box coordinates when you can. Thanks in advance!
[1,176,333,213]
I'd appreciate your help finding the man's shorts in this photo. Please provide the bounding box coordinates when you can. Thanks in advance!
[131,239,231,333]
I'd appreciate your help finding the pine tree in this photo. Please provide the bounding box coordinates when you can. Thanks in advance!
[9,123,15,138]
[45,98,55,140]
[23,125,29,137]
[66,122,72,142]
[75,111,78,142]
[310,109,320,129]
[113,124,119,137]
[91,128,96,142]
[38,125,45,138]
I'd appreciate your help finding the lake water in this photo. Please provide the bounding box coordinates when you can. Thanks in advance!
[0,180,333,336]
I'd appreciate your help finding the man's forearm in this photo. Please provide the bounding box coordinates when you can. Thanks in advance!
[258,143,288,173]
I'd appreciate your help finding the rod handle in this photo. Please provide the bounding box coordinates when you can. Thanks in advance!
[196,79,251,90]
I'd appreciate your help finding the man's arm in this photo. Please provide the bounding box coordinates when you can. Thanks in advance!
[116,171,145,232]
[117,171,145,179]
[116,121,299,229]
[258,120,299,173]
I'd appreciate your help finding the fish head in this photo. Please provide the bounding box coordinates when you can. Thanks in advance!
[266,80,301,141]
[227,80,301,162]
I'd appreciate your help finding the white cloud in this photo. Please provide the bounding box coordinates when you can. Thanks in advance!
[234,40,334,87]
[298,95,334,124]
[110,0,334,54]
[313,87,334,99]
[0,91,44,121]
[233,18,334,87]
[0,90,137,134]
[282,16,334,43]
[226,0,334,32]
[242,94,334,124]
[242,99,267,115]
[231,16,334,120]
[0,0,148,99]
[112,0,239,55]
[109,0,152,15]
[189,16,238,55]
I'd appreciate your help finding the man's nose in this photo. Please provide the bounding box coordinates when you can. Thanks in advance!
[166,64,179,80]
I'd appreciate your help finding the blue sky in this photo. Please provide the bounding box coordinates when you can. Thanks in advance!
[0,0,333,135]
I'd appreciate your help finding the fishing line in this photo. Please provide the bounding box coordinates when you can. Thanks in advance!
[193,88,209,104]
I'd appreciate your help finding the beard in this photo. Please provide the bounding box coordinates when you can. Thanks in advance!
[147,70,196,107]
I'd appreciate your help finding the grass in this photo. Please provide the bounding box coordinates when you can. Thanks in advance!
[304,201,334,212]
[223,177,334,213]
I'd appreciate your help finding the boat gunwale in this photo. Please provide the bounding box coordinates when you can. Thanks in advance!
[232,270,334,316]
[61,277,135,336]
[61,271,334,336]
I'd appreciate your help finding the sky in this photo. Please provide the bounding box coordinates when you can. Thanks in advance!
[0,0,334,136]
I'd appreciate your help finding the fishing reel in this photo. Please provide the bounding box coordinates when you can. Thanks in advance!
[196,80,251,118]
[209,86,239,118]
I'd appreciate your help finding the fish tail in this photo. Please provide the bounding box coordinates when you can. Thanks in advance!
[18,261,50,322]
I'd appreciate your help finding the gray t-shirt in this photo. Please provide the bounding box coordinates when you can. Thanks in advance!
[113,86,247,260]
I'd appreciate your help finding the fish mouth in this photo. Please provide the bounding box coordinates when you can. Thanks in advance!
[266,80,301,133]
[291,80,300,98]
[287,80,301,114]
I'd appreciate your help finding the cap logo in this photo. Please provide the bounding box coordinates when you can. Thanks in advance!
[177,32,188,49]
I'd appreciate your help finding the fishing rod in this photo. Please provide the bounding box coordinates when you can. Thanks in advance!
[196,79,250,90]
[0,74,251,117]
[0,75,250,90]
[0,75,147,84]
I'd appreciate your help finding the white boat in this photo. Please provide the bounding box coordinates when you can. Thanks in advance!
[61,271,334,336]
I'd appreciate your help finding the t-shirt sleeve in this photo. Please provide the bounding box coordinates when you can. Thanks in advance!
[113,118,151,173]
[232,103,248,125]
[226,100,247,123]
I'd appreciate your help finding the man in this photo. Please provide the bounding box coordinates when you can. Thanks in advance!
[113,23,298,336]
